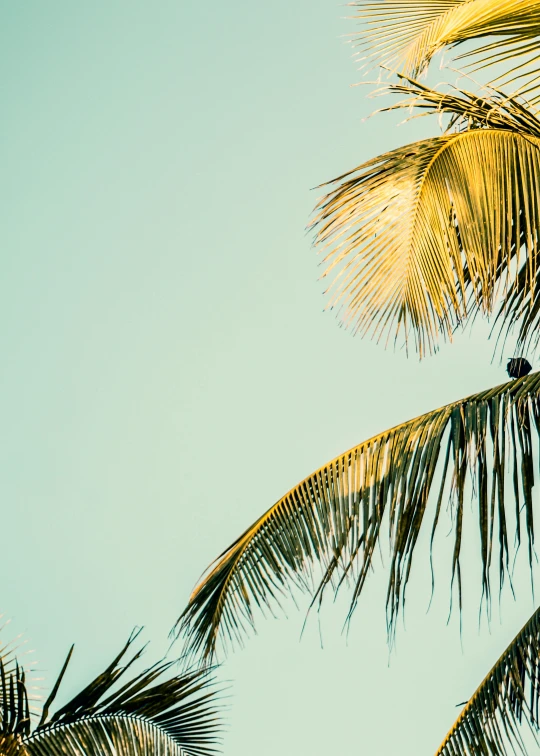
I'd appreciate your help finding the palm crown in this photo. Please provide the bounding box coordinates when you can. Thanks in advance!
[177,2,540,754]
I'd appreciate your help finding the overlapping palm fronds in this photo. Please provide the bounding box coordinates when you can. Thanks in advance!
[0,656,31,756]
[350,0,540,103]
[437,604,540,755]
[0,623,32,746]
[0,629,222,755]
[374,76,540,355]
[178,371,540,661]
[311,80,540,356]
[375,74,540,133]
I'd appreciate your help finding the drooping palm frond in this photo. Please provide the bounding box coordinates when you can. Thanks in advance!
[0,629,222,756]
[371,77,540,354]
[437,603,540,755]
[311,84,540,355]
[177,371,540,661]
[350,0,540,100]
[494,252,540,356]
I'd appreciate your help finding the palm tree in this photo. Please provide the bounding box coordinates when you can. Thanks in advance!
[0,626,221,755]
[176,2,540,753]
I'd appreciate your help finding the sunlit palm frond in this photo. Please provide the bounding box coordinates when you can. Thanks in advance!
[494,256,540,356]
[369,77,540,354]
[0,737,27,756]
[377,74,540,134]
[177,372,540,661]
[18,630,222,756]
[437,604,540,755]
[350,0,540,91]
[311,88,540,355]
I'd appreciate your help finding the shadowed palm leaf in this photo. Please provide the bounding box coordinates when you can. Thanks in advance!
[0,629,222,755]
[437,604,540,754]
[0,658,31,755]
[178,371,540,660]
[351,0,540,102]
[311,82,540,355]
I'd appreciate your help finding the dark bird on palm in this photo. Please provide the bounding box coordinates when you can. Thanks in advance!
[507,357,532,379]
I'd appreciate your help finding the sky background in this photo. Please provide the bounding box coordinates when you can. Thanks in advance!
[2,2,540,754]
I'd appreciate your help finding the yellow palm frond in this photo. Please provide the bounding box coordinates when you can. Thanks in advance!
[178,371,540,661]
[0,735,26,756]
[311,89,540,355]
[377,74,540,133]
[371,78,540,352]
[351,0,540,88]
[496,262,540,354]
[437,604,540,755]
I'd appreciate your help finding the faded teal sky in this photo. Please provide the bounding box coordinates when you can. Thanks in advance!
[1,2,539,754]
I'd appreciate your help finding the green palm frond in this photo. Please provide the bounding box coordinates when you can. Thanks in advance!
[350,0,540,98]
[0,658,31,755]
[31,630,221,756]
[0,624,40,756]
[0,629,222,756]
[311,85,540,355]
[177,371,540,661]
[25,717,189,755]
[437,604,540,755]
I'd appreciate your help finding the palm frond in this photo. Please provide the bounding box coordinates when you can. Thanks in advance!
[177,371,540,661]
[494,255,540,356]
[24,717,193,756]
[369,76,540,354]
[311,87,540,355]
[377,74,540,134]
[0,622,37,755]
[22,630,222,756]
[350,0,540,94]
[0,737,27,756]
[0,659,30,741]
[437,603,540,755]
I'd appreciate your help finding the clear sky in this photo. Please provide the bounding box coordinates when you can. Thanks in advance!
[2,2,540,754]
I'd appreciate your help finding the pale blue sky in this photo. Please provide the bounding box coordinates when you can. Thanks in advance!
[1,2,539,754]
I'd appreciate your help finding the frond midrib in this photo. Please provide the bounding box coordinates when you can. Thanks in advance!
[24,713,189,754]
